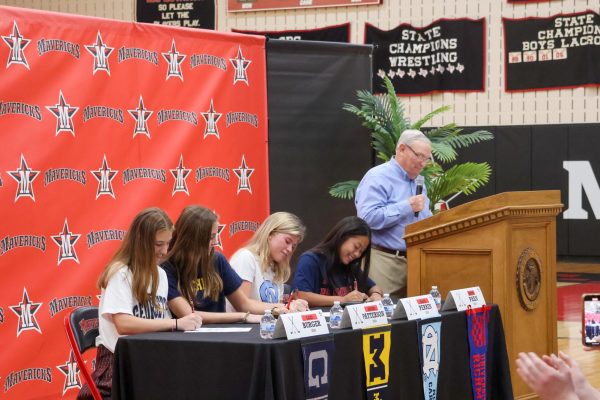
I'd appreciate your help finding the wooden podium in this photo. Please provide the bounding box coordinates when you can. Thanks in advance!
[404,191,563,400]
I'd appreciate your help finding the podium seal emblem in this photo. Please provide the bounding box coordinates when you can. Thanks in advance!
[516,247,542,311]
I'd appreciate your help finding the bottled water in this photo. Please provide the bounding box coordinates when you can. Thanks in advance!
[430,286,442,311]
[259,309,276,339]
[381,293,394,319]
[329,301,343,329]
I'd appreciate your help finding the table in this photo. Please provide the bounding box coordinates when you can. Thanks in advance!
[112,305,513,400]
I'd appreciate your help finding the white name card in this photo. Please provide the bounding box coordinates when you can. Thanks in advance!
[441,286,486,311]
[340,301,388,330]
[393,294,440,320]
[273,310,329,340]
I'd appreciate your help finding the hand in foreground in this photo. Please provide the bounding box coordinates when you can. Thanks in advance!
[342,290,368,302]
[245,314,262,324]
[367,292,383,302]
[516,352,578,400]
[177,312,203,331]
[543,352,600,400]
[289,299,309,312]
[409,194,426,213]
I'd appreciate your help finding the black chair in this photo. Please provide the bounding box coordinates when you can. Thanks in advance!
[64,306,102,400]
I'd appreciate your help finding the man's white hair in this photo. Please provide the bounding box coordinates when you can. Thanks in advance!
[396,129,431,149]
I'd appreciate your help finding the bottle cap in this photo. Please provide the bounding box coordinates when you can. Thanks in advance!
[334,301,340,305]
[384,293,390,297]
[432,286,438,290]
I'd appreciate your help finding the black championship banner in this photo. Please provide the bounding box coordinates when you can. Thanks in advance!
[362,325,391,400]
[136,0,215,29]
[301,338,335,400]
[232,23,350,43]
[504,11,600,91]
[418,318,442,400]
[365,19,485,95]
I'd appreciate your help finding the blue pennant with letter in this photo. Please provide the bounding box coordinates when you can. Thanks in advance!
[302,338,335,400]
[418,318,442,400]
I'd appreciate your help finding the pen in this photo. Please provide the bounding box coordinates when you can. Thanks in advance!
[354,279,358,291]
[286,288,297,310]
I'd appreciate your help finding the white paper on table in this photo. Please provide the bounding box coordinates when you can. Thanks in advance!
[185,327,253,333]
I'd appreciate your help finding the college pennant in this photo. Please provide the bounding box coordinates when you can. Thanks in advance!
[362,324,391,400]
[232,23,350,43]
[418,318,442,400]
[365,19,485,95]
[466,305,492,400]
[301,338,335,400]
[504,11,600,91]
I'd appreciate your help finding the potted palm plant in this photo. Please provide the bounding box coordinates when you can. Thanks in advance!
[329,76,493,211]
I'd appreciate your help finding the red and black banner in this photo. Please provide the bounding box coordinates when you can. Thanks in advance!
[233,23,350,43]
[466,306,492,400]
[365,19,485,95]
[228,0,381,12]
[504,11,600,91]
[135,0,215,29]
[0,5,268,399]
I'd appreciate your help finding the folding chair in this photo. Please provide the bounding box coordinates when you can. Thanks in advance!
[64,306,102,400]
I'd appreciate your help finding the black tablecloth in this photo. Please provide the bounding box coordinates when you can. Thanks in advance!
[112,305,513,400]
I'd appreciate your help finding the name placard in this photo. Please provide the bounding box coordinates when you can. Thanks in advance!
[393,294,440,320]
[340,301,388,329]
[441,286,486,311]
[273,310,329,340]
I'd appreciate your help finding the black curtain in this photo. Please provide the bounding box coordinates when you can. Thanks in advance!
[267,39,373,267]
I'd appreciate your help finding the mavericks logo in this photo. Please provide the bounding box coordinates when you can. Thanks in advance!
[118,46,158,65]
[9,287,43,337]
[1,235,46,256]
[44,168,86,187]
[49,296,92,318]
[56,351,81,395]
[87,229,126,248]
[0,101,42,120]
[122,168,167,185]
[195,166,230,183]
[226,112,258,128]
[37,38,80,58]
[4,367,52,393]
[190,53,227,71]
[229,220,259,237]
[83,105,124,123]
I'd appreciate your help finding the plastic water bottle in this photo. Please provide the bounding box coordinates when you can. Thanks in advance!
[381,293,394,319]
[430,286,442,311]
[260,309,276,339]
[329,301,343,329]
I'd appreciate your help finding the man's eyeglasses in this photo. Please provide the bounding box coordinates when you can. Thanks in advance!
[405,143,433,164]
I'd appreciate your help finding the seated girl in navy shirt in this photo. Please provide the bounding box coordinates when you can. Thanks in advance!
[293,216,383,307]
[162,205,292,324]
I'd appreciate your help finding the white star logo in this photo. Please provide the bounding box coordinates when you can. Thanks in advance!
[91,155,118,199]
[51,219,81,265]
[229,46,251,85]
[162,39,186,81]
[7,154,39,202]
[233,155,254,194]
[9,288,42,337]
[128,95,153,138]
[46,90,79,136]
[170,155,191,196]
[201,99,222,139]
[56,351,82,395]
[214,223,225,250]
[2,21,30,69]
[85,31,114,75]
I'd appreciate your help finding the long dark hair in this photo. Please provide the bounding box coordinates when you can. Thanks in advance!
[166,205,221,303]
[310,216,371,292]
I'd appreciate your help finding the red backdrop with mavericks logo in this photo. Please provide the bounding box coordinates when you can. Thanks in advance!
[0,5,269,398]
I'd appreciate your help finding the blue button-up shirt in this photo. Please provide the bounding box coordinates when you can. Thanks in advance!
[355,159,432,251]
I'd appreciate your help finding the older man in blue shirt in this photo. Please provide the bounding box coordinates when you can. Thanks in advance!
[355,130,433,300]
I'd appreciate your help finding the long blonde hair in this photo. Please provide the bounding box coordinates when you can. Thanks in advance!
[244,212,305,283]
[166,205,222,302]
[97,207,173,307]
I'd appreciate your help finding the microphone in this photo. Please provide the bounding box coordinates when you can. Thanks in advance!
[414,175,424,218]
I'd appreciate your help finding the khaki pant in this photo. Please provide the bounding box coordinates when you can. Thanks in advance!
[368,248,407,302]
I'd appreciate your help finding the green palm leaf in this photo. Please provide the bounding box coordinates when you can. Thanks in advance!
[329,180,360,200]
